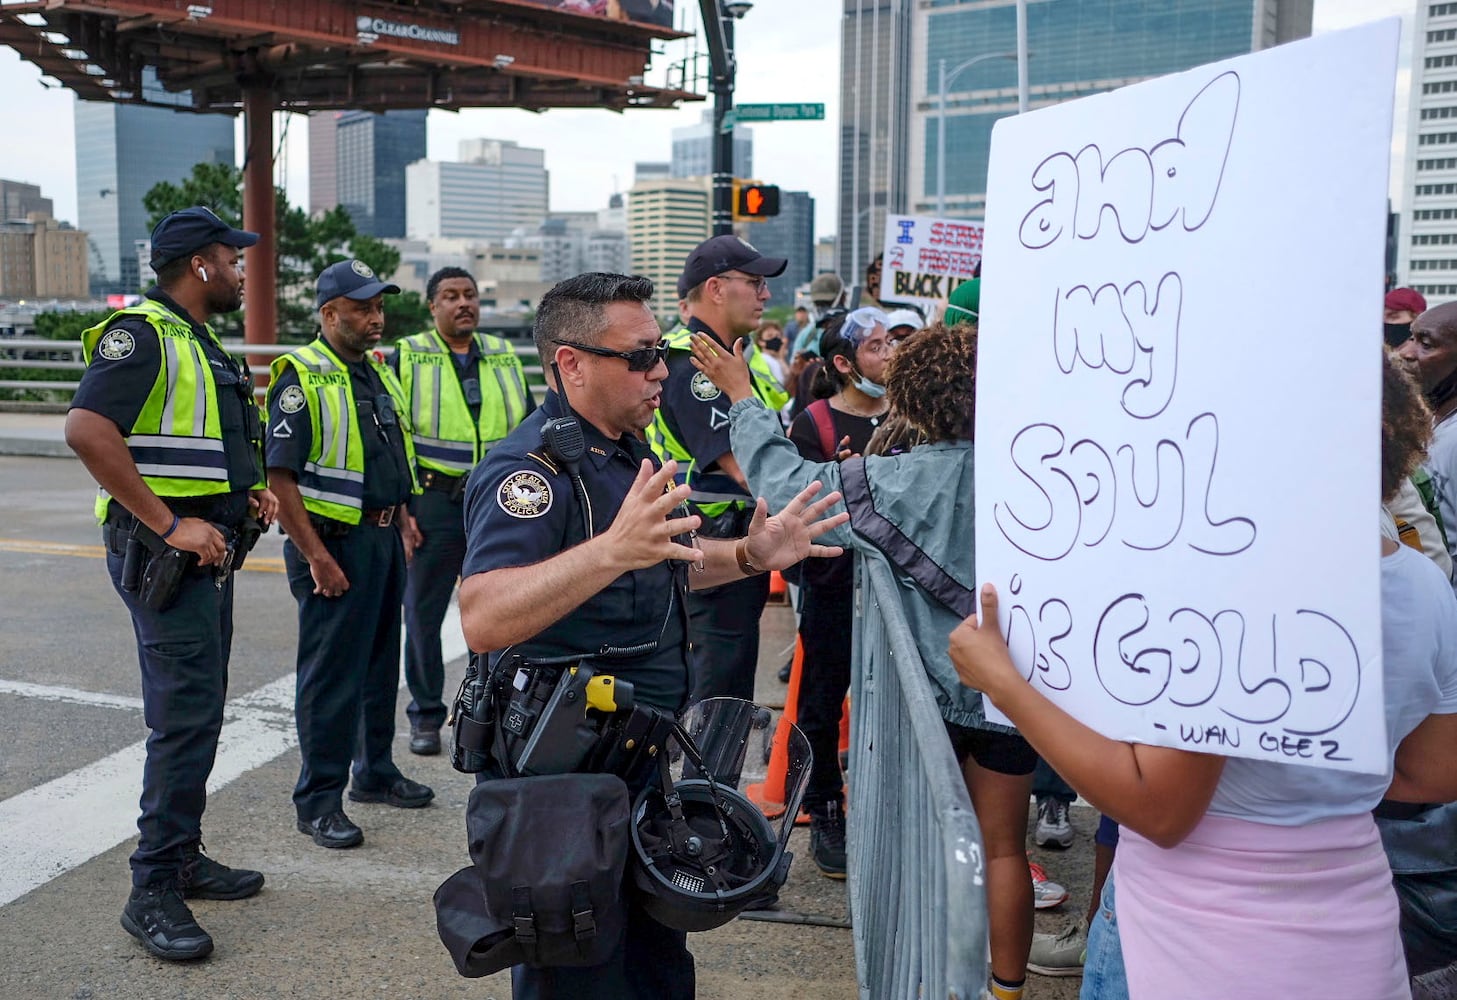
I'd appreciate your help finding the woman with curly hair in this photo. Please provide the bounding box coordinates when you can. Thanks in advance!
[948,349,1457,1000]
[690,321,1040,1000]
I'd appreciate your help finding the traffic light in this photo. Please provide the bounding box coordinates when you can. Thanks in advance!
[733,181,780,221]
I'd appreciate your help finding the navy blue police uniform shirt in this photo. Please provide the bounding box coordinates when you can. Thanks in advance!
[70,287,259,523]
[266,352,414,511]
[462,391,690,712]
[658,317,750,501]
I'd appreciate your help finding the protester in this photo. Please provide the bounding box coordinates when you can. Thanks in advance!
[689,323,1039,1000]
[753,320,789,386]
[1387,287,1428,348]
[949,349,1457,1000]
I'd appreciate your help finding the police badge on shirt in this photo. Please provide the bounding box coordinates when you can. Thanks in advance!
[498,471,553,518]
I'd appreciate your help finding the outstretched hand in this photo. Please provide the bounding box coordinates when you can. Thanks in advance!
[603,459,703,571]
[688,333,755,403]
[741,480,849,571]
[947,584,1025,699]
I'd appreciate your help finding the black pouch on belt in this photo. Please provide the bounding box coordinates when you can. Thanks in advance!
[231,514,265,572]
[138,546,194,612]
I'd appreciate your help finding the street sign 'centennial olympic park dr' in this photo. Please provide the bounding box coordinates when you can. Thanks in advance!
[721,103,826,130]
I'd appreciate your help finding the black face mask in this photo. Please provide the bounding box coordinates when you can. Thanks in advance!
[1385,322,1412,348]
[763,337,784,352]
[1428,366,1457,412]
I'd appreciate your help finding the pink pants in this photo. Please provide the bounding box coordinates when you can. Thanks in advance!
[1114,812,1410,1000]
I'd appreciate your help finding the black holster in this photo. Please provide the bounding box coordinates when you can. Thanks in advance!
[137,545,192,612]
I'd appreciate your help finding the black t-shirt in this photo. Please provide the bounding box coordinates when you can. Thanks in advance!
[788,401,881,592]
[265,353,414,511]
[70,287,259,523]
[657,317,747,500]
[462,392,691,712]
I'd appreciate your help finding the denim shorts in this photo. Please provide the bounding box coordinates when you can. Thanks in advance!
[1080,869,1130,1000]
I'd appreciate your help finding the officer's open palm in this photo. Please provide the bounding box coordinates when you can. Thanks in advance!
[742,482,849,571]
[605,459,702,571]
[310,552,350,599]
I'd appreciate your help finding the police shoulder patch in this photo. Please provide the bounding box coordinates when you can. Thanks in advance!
[498,470,553,519]
[278,385,306,413]
[690,370,722,401]
[97,328,136,361]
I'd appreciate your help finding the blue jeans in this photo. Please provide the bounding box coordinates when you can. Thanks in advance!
[1080,869,1130,1000]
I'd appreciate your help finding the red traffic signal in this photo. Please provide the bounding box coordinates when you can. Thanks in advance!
[734,182,780,220]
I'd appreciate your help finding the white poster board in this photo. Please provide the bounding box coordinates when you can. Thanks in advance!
[880,214,983,311]
[974,22,1400,774]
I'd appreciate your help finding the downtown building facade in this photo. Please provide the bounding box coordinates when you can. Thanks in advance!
[836,0,1313,283]
[671,110,753,179]
[1400,2,1457,305]
[333,110,427,238]
[628,176,711,319]
[406,139,549,244]
[75,70,234,295]
[744,189,815,307]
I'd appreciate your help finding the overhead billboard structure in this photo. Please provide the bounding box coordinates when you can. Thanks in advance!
[517,0,674,29]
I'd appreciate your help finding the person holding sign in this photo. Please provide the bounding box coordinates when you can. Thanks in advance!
[689,323,1041,1000]
[948,353,1457,1000]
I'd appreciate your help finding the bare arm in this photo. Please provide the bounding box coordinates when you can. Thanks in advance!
[950,584,1226,849]
[711,451,749,491]
[689,483,848,591]
[66,407,227,565]
[268,468,349,597]
[1387,712,1457,804]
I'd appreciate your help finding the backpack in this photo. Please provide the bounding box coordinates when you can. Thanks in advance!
[434,772,630,977]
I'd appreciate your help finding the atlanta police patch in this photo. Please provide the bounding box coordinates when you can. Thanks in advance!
[690,371,722,401]
[97,328,135,361]
[278,385,306,413]
[498,471,553,519]
[351,259,375,278]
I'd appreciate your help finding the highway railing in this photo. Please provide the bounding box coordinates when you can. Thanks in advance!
[849,551,989,1000]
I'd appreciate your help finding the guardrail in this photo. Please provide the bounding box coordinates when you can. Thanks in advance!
[849,551,989,1000]
[0,339,546,405]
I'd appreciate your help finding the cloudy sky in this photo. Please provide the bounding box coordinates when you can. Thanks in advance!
[0,0,1416,235]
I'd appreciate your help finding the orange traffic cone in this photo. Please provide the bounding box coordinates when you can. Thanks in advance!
[748,635,804,820]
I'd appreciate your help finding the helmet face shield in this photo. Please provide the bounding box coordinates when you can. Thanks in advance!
[629,698,811,931]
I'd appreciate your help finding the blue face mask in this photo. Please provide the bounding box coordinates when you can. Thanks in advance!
[850,366,886,398]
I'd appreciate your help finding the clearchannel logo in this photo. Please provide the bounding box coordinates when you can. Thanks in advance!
[354,14,460,46]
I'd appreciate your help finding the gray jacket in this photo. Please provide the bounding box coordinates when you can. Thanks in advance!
[730,396,1007,732]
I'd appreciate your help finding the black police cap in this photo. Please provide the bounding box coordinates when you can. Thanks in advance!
[315,259,401,309]
[149,207,259,270]
[677,235,788,300]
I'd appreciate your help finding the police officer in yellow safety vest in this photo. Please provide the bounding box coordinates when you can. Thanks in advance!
[65,206,276,963]
[391,266,534,755]
[266,259,434,852]
[646,235,791,702]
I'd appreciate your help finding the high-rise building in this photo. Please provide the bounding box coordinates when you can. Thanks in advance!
[308,112,341,217]
[671,110,753,179]
[1401,3,1457,304]
[335,110,427,237]
[635,161,672,184]
[744,190,814,307]
[0,180,53,224]
[837,0,1313,281]
[407,139,550,244]
[75,72,234,295]
[628,177,711,318]
[0,218,89,300]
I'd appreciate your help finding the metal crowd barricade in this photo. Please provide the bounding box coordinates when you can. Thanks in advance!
[848,550,988,1000]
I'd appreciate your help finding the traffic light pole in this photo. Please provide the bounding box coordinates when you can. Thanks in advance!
[700,0,736,237]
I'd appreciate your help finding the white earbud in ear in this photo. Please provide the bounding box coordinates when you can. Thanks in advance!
[198,266,209,282]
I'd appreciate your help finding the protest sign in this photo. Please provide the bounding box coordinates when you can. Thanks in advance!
[975,21,1400,774]
[880,214,983,311]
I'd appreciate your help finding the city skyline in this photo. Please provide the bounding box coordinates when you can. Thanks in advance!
[0,0,1417,253]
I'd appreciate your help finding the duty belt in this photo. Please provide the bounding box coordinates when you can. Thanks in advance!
[419,469,468,502]
[309,504,401,538]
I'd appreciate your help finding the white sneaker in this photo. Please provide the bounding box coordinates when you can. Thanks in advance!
[1035,797,1074,849]
[1029,859,1068,910]
[1028,916,1087,976]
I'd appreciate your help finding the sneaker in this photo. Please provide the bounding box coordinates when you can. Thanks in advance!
[810,802,848,879]
[179,843,264,900]
[121,884,214,961]
[1027,916,1087,977]
[1034,797,1074,849]
[1029,858,1068,910]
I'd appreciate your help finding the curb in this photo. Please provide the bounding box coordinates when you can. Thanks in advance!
[0,437,73,459]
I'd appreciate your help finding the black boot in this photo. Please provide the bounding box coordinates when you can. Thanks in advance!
[809,801,848,879]
[179,843,264,900]
[121,884,214,961]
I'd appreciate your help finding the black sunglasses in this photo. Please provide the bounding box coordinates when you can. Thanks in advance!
[554,338,669,372]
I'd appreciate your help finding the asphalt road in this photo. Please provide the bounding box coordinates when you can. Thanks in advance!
[0,452,1090,1000]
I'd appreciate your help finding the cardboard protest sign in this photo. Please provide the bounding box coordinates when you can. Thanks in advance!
[880,214,983,312]
[974,21,1400,774]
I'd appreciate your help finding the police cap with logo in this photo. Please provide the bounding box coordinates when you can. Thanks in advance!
[315,259,401,308]
[676,235,788,300]
[149,206,259,271]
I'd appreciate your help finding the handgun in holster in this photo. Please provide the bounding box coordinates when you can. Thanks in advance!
[230,513,265,572]
[137,545,192,612]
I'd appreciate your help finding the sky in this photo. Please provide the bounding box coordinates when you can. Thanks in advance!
[0,0,1416,237]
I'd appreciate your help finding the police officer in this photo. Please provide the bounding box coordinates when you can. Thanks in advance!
[646,235,791,702]
[267,259,433,850]
[392,266,534,755]
[65,206,275,962]
[458,271,846,1000]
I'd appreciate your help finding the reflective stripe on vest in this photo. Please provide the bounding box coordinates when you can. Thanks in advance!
[270,339,418,524]
[396,330,530,475]
[82,299,231,522]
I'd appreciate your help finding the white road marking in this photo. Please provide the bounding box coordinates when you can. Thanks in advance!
[0,602,468,908]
